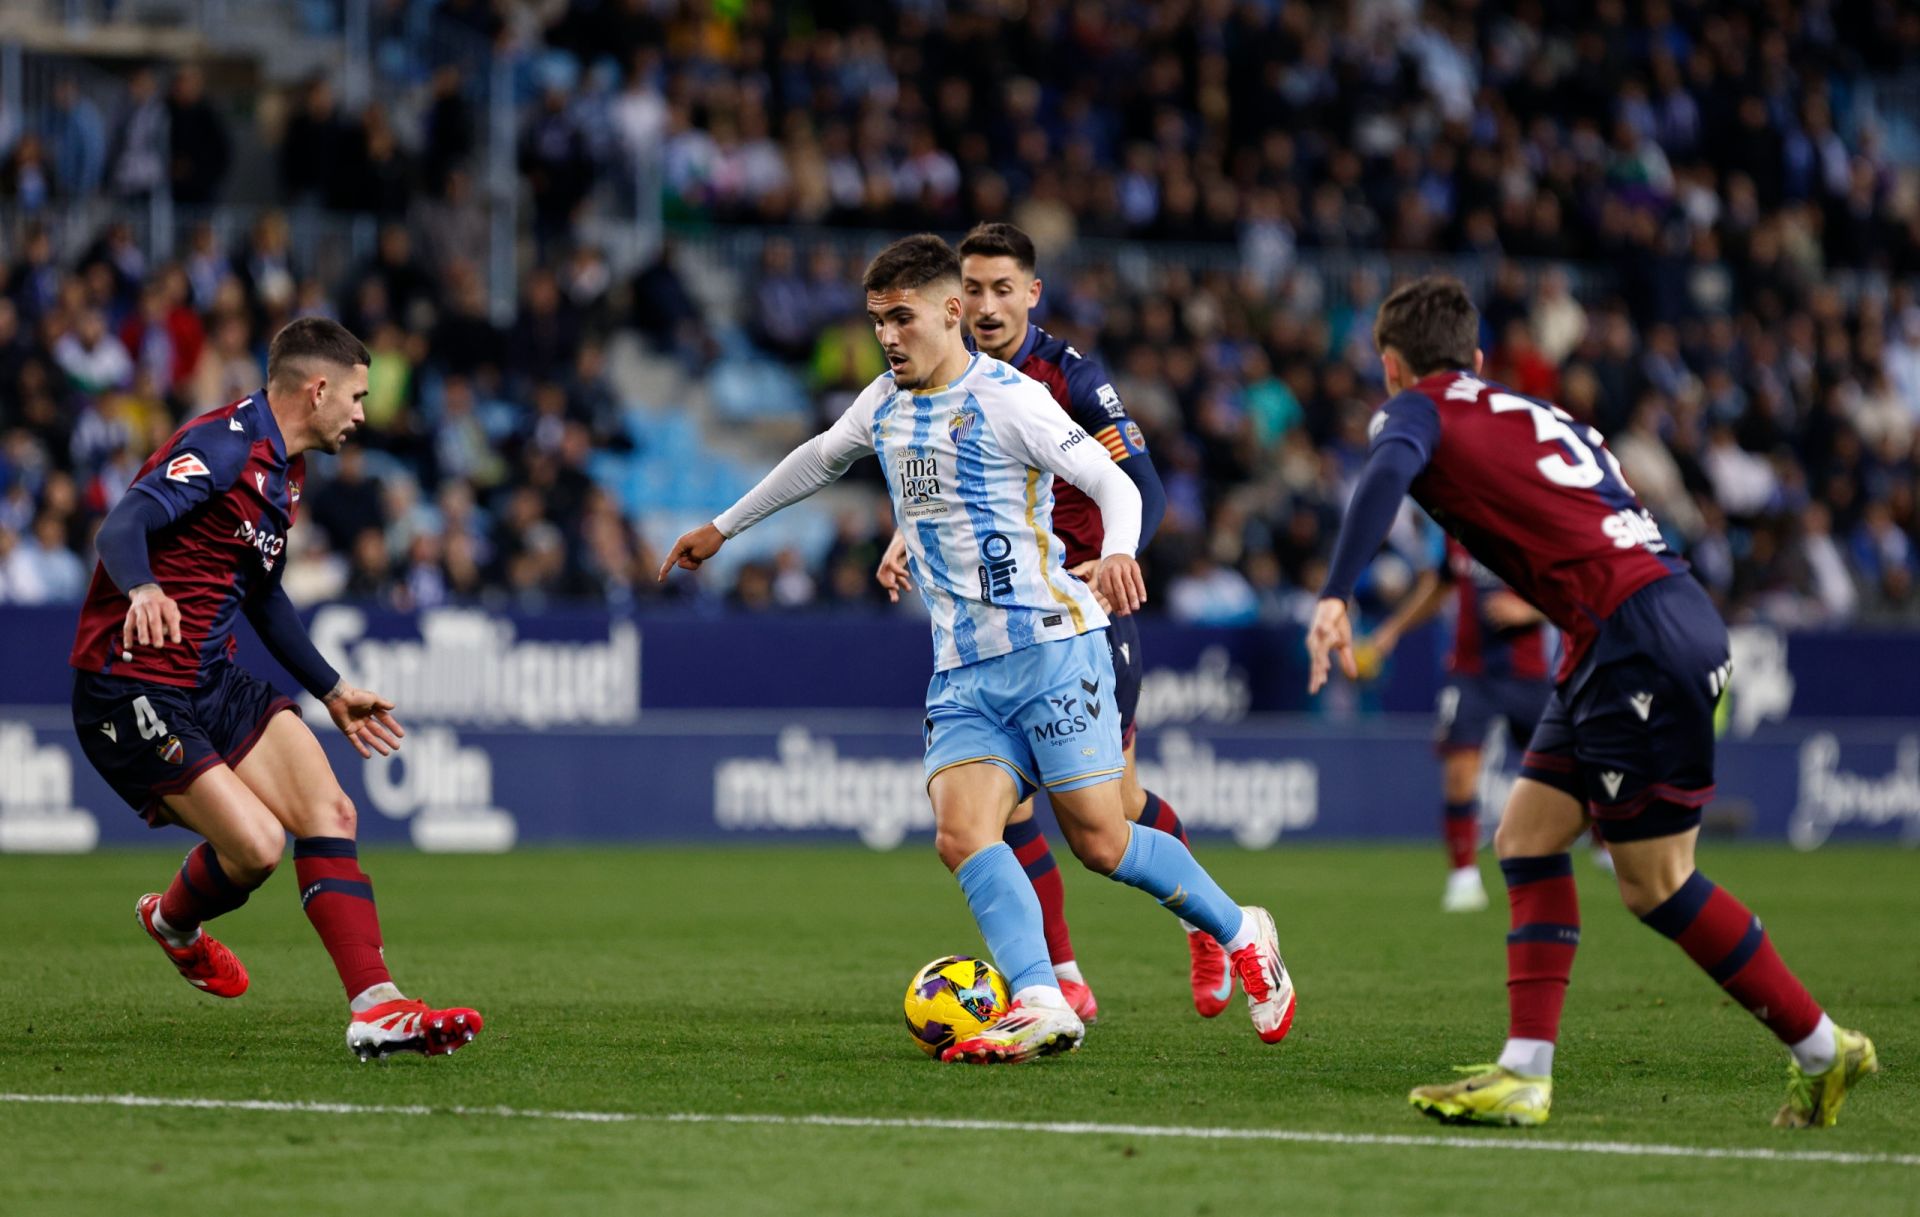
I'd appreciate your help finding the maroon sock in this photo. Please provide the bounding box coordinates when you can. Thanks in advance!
[1500,854,1580,1042]
[1003,818,1075,966]
[293,837,393,1000]
[1443,800,1478,870]
[158,842,267,932]
[1640,871,1824,1044]
[1139,791,1191,847]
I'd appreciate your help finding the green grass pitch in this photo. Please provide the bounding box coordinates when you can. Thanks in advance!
[1,843,1914,1216]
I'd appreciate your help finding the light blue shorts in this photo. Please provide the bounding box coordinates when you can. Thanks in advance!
[923,630,1125,801]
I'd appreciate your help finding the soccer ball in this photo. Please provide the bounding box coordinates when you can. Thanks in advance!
[903,955,1009,1058]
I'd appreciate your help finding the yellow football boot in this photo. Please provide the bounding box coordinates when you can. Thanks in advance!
[1409,1064,1552,1127]
[1774,1027,1878,1129]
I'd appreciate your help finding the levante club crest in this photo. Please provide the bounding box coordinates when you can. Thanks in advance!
[156,735,184,765]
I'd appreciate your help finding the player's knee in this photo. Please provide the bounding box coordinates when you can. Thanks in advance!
[1491,816,1534,860]
[1442,757,1479,803]
[311,791,358,839]
[224,824,285,879]
[934,828,984,873]
[297,783,359,836]
[1065,821,1130,875]
[1611,847,1691,916]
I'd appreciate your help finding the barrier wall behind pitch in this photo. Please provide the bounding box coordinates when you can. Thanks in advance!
[1,605,1915,854]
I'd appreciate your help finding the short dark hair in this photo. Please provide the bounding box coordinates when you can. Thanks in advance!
[862,233,961,296]
[267,317,370,388]
[957,222,1036,273]
[1373,276,1479,377]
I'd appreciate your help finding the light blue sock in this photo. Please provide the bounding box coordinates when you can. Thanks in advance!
[1109,823,1242,942]
[955,843,1057,996]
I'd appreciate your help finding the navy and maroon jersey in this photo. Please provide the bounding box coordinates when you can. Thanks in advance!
[1004,324,1150,567]
[70,391,305,687]
[1442,537,1551,681]
[1371,370,1684,684]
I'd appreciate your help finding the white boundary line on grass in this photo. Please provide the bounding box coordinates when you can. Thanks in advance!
[2,1092,1913,1168]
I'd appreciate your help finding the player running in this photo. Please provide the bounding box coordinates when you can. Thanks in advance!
[1308,277,1873,1128]
[70,317,482,1062]
[1360,534,1553,912]
[874,223,1231,1025]
[662,234,1295,1063]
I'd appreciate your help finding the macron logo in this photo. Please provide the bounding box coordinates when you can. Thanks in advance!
[1599,771,1625,800]
[255,472,266,494]
[165,453,210,483]
[1629,692,1654,721]
[229,416,245,432]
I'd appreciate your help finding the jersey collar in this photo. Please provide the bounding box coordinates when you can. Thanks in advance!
[248,388,288,460]
[963,324,1043,369]
[906,352,980,398]
[1008,322,1044,368]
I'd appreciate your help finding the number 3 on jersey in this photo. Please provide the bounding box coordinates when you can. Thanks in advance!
[132,695,169,740]
[1487,392,1633,494]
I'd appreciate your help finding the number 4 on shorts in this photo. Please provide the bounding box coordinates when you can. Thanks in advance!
[132,695,169,740]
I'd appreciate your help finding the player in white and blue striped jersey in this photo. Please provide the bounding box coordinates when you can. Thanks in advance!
[661,235,1296,1062]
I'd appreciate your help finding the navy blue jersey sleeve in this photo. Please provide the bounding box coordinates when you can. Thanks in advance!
[95,489,173,592]
[1320,424,1434,603]
[126,420,252,525]
[1367,389,1442,464]
[244,581,342,700]
[1059,349,1129,432]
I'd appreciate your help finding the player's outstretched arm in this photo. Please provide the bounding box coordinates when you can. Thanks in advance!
[658,522,726,579]
[660,394,878,584]
[323,682,406,759]
[242,582,402,757]
[245,582,345,698]
[1312,443,1427,693]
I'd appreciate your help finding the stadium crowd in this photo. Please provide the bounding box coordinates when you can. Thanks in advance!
[1,0,1919,625]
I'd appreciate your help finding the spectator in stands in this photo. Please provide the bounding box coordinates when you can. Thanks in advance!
[107,66,167,203]
[185,311,258,414]
[279,73,348,208]
[0,132,56,212]
[164,65,230,205]
[53,308,133,395]
[44,79,106,200]
[421,65,476,197]
[519,83,594,255]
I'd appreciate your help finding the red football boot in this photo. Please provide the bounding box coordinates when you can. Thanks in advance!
[1226,906,1297,1044]
[1057,976,1100,1024]
[1188,929,1234,1018]
[347,999,485,1062]
[135,893,249,998]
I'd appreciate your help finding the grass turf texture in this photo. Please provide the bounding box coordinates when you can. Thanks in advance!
[0,844,1913,1217]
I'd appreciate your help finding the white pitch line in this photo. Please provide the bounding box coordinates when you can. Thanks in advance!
[1,1092,1913,1168]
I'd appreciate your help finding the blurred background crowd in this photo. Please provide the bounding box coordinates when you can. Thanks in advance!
[2,0,1920,628]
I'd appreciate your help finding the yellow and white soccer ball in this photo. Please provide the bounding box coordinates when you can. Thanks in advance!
[903,955,1010,1058]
